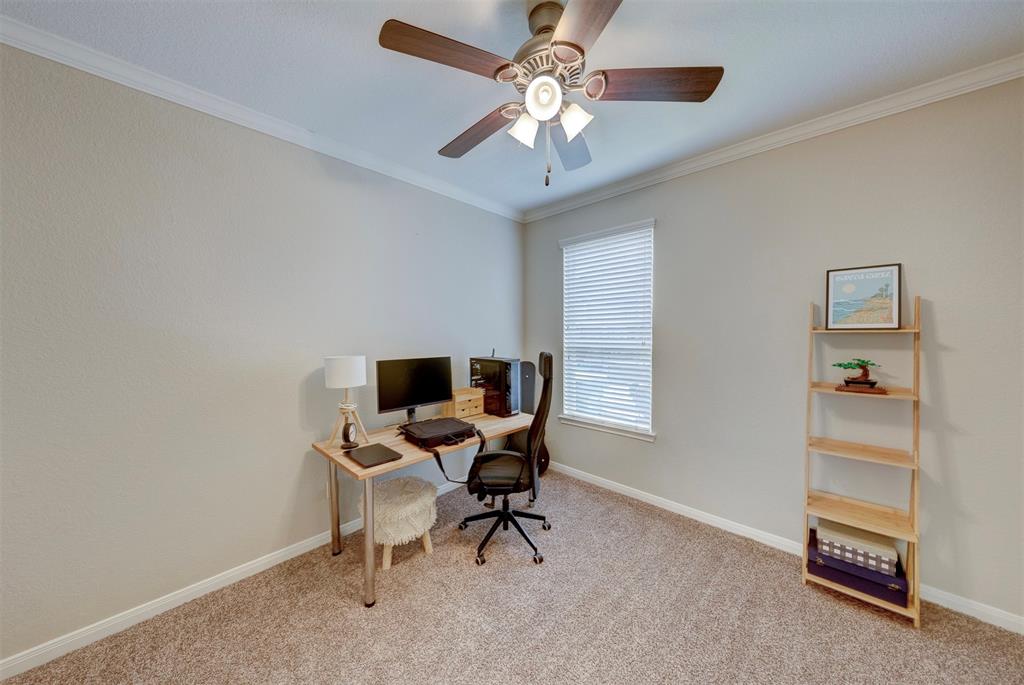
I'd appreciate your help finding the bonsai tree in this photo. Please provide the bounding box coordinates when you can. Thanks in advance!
[833,358,880,382]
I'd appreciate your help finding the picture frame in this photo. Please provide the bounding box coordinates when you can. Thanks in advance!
[826,263,901,329]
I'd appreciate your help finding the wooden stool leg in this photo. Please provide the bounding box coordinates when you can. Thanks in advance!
[382,545,392,570]
[421,532,433,555]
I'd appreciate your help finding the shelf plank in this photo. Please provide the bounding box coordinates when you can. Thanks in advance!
[806,490,917,541]
[810,382,917,401]
[807,436,915,469]
[812,327,918,334]
[803,570,918,619]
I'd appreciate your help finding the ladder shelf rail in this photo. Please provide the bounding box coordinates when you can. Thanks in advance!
[802,296,922,627]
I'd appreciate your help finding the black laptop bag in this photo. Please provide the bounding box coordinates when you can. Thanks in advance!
[398,417,477,449]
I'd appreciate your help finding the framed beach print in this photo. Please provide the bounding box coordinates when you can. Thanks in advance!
[826,264,901,329]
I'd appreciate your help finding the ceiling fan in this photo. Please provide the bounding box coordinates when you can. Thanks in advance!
[379,0,724,184]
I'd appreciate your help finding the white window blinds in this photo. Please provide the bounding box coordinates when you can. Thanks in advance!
[560,221,654,437]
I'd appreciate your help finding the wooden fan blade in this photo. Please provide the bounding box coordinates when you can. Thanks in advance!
[597,67,724,102]
[551,0,622,57]
[551,124,592,171]
[439,106,513,158]
[379,19,514,79]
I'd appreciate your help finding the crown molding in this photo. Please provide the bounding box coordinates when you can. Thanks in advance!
[3,15,1021,228]
[0,15,523,222]
[523,52,1024,223]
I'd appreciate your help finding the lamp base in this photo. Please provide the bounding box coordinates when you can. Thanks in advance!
[326,403,370,449]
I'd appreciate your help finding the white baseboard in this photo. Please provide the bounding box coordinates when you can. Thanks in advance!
[0,525,330,679]
[0,481,463,680]
[547,461,1024,635]
[4,471,1018,680]
[549,462,801,556]
[917,581,1024,635]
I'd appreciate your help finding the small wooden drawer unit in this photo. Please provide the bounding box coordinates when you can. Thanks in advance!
[443,387,485,419]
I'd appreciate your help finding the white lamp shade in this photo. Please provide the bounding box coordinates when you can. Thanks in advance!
[524,75,562,121]
[560,102,594,142]
[507,112,539,148]
[324,355,366,389]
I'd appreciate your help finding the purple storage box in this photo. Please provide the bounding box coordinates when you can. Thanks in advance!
[807,529,908,608]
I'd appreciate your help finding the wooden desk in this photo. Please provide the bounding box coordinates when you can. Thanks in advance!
[311,412,533,606]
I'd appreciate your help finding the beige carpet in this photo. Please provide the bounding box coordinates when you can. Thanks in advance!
[9,472,1023,684]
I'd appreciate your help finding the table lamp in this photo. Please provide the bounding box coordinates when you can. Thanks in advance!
[324,355,369,449]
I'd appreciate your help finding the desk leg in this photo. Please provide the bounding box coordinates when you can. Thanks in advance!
[363,477,376,607]
[328,462,342,556]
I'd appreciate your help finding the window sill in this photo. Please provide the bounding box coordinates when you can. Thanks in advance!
[558,415,656,443]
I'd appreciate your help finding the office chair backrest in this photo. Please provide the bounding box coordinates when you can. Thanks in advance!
[527,352,553,467]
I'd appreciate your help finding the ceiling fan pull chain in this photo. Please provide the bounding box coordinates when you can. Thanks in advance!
[544,122,551,186]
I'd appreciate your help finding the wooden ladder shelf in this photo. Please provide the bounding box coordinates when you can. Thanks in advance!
[802,296,922,627]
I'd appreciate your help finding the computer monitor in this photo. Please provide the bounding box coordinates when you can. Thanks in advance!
[376,356,453,423]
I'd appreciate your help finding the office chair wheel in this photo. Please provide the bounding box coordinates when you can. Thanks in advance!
[458,522,468,530]
[475,555,486,566]
[542,521,551,531]
[532,554,544,564]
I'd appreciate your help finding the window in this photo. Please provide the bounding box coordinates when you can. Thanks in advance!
[559,220,654,441]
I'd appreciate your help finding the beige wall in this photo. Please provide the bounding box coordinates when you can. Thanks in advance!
[0,46,523,657]
[2,42,1021,661]
[524,79,1023,616]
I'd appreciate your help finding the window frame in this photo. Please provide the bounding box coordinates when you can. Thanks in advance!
[557,218,656,443]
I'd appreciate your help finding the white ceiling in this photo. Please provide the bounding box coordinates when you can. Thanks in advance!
[2,1,1022,219]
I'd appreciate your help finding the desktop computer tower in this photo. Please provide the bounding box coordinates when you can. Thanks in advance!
[470,356,521,417]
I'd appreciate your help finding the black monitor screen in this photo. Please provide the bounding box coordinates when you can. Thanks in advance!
[376,357,453,414]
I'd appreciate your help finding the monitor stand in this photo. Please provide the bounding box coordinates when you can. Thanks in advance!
[405,407,417,425]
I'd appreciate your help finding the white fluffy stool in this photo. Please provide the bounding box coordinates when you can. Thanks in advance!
[361,477,437,570]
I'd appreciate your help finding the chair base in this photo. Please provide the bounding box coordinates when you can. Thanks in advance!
[459,495,550,564]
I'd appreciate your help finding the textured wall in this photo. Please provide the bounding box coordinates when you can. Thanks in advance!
[524,79,1023,616]
[0,46,523,656]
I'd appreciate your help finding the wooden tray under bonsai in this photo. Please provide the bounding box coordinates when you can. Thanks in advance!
[835,384,889,395]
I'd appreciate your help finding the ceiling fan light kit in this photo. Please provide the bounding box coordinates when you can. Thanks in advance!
[560,102,594,142]
[508,112,540,148]
[525,74,563,121]
[379,0,724,184]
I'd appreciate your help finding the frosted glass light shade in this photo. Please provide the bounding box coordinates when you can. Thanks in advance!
[560,102,593,141]
[507,112,539,148]
[524,75,562,121]
[324,355,366,389]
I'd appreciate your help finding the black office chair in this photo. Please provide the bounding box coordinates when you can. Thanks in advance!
[458,352,553,565]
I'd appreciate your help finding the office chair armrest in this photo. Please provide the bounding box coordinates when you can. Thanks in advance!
[475,429,487,457]
[473,449,527,465]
